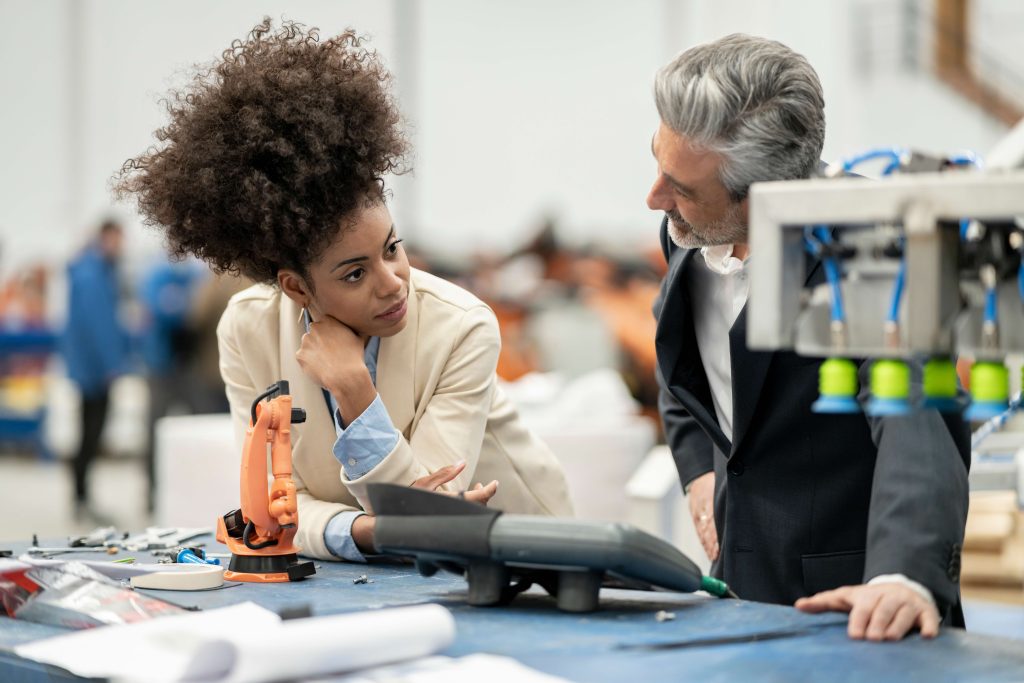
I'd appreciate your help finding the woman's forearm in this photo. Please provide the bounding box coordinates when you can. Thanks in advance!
[326,368,377,425]
[352,513,376,553]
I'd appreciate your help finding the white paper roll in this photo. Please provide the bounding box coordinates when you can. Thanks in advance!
[180,603,456,682]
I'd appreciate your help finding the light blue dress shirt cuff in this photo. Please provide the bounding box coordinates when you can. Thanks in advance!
[332,393,400,480]
[324,510,369,562]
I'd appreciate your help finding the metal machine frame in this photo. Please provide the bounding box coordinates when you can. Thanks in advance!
[747,170,1024,359]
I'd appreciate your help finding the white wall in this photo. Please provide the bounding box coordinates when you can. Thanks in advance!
[0,0,396,273]
[0,0,1017,276]
[0,1,72,270]
[973,0,1024,110]
[410,0,664,253]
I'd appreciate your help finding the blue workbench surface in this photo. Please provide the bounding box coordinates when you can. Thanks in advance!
[2,539,1024,682]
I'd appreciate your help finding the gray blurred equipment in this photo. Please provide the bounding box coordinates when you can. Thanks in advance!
[746,142,1024,422]
[368,484,721,613]
[748,164,1024,360]
[748,118,1024,364]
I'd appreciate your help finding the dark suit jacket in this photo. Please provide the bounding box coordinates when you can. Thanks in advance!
[653,217,970,622]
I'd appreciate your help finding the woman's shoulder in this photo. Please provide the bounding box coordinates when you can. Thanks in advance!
[410,269,499,343]
[219,283,282,335]
[228,282,278,303]
[411,268,491,315]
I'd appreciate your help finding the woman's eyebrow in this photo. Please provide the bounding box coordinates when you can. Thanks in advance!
[331,226,396,271]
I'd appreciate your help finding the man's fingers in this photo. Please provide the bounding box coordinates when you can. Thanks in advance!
[918,605,940,639]
[847,590,883,639]
[704,527,719,561]
[884,604,918,641]
[797,584,941,642]
[794,587,852,613]
[700,540,715,561]
[864,595,902,641]
[693,509,717,561]
[697,523,716,561]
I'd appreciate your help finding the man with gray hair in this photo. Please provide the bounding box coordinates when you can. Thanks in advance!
[649,34,969,641]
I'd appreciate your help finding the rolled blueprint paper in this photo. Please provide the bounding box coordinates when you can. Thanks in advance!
[179,603,456,682]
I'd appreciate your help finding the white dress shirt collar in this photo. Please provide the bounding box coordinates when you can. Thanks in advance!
[700,244,747,276]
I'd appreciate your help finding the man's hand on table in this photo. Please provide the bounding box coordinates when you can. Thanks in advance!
[795,582,940,641]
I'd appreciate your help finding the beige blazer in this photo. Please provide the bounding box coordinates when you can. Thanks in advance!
[217,268,574,559]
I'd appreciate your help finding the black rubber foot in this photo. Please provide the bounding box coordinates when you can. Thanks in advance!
[467,561,510,606]
[229,553,316,581]
[555,569,602,612]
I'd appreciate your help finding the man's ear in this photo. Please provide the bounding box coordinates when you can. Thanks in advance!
[277,269,311,308]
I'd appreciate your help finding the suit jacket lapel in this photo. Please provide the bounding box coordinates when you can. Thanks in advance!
[377,273,418,437]
[729,250,825,456]
[728,305,773,456]
[656,249,731,454]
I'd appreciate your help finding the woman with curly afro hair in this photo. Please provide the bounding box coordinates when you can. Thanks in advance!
[117,18,572,561]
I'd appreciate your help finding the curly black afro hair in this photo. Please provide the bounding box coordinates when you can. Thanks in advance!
[115,18,408,284]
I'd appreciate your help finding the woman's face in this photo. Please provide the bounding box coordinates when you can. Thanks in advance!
[305,202,411,338]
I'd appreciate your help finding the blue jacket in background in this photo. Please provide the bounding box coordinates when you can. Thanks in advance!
[62,245,130,397]
[138,260,205,374]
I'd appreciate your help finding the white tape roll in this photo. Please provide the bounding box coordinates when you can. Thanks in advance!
[130,564,225,590]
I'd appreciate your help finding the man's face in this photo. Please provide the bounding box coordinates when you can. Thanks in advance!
[646,122,748,249]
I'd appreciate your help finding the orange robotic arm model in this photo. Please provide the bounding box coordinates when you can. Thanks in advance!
[216,380,316,582]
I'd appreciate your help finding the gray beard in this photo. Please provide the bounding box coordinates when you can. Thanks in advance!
[665,205,747,249]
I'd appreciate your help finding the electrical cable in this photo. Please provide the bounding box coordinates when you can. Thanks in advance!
[985,285,999,325]
[1018,260,1024,304]
[947,151,983,169]
[250,383,281,426]
[971,392,1023,450]
[888,243,906,325]
[804,226,846,323]
[840,147,906,175]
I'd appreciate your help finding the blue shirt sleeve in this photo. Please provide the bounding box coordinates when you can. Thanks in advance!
[323,510,368,562]
[332,393,400,479]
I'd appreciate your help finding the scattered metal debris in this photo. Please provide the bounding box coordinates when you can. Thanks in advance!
[353,574,373,585]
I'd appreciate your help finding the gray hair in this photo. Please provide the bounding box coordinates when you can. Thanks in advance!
[654,34,825,201]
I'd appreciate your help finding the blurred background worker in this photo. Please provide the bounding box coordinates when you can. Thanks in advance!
[61,219,131,523]
[137,257,204,514]
[137,261,247,512]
